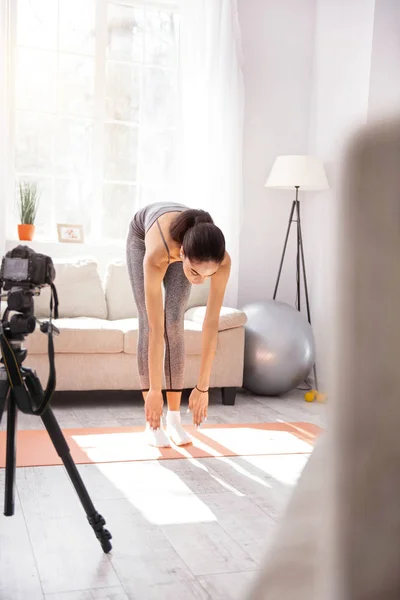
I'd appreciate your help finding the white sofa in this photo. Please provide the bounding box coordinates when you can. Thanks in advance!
[1,258,247,405]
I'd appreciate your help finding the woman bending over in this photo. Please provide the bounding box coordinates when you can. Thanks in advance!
[126,201,230,447]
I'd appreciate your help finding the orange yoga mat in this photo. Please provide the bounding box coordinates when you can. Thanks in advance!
[0,422,322,468]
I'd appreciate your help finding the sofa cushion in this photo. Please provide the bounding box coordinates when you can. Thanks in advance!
[123,319,203,355]
[185,306,247,331]
[105,262,138,320]
[105,261,211,320]
[25,318,124,354]
[187,278,210,309]
[33,258,107,319]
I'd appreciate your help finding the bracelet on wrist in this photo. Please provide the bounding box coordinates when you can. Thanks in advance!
[196,385,209,394]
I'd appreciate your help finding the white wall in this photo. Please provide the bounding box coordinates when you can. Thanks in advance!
[237,0,316,309]
[304,0,400,386]
[304,0,376,385]
[368,0,400,121]
[237,0,400,388]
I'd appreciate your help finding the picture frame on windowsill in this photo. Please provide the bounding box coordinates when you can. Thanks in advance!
[57,224,84,244]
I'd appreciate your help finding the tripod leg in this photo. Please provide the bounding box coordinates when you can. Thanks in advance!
[0,370,9,425]
[297,204,319,391]
[41,407,112,553]
[4,394,17,516]
[273,201,296,299]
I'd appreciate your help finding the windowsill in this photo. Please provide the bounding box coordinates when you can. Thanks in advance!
[6,237,125,249]
[5,237,127,275]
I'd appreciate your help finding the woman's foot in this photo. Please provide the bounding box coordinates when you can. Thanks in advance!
[166,410,192,446]
[145,421,171,448]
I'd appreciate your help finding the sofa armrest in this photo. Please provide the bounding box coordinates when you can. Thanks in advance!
[184,306,247,332]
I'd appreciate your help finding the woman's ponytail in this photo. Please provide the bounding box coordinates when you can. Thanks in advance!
[170,209,225,264]
[170,209,213,244]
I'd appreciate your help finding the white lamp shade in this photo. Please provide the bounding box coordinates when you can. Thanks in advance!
[265,155,329,191]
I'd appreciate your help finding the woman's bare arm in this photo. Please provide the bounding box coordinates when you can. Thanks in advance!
[142,221,172,393]
[197,253,231,390]
[143,254,165,392]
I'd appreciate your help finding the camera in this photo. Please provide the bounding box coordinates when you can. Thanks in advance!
[0,248,112,552]
[0,244,59,416]
[0,244,56,290]
[0,245,57,337]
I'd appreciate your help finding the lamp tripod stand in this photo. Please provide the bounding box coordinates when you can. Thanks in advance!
[272,186,319,392]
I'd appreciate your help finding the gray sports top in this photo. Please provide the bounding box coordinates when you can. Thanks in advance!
[131,201,187,240]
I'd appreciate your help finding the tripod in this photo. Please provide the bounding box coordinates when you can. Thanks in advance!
[0,340,112,553]
[273,186,319,391]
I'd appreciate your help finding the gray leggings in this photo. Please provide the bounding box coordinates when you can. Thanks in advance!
[126,224,192,391]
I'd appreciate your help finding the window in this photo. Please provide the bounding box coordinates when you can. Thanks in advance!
[8,0,180,242]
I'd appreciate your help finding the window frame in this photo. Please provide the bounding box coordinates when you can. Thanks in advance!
[4,0,180,244]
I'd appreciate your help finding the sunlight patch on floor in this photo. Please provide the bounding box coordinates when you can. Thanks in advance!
[241,454,309,486]
[202,427,314,455]
[213,453,309,487]
[124,491,218,526]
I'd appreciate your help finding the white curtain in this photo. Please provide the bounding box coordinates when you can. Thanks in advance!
[178,0,244,308]
[0,0,11,256]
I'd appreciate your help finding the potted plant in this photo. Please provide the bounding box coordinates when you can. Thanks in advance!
[18,181,39,241]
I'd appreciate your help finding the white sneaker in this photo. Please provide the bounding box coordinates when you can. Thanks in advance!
[145,422,171,448]
[166,411,192,446]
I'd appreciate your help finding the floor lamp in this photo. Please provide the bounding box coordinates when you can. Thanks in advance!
[265,155,329,393]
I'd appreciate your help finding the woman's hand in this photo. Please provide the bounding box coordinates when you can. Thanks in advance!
[189,387,209,427]
[145,390,164,430]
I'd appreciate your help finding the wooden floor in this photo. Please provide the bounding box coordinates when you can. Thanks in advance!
[0,389,326,600]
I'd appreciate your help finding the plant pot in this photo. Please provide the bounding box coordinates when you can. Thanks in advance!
[18,224,35,241]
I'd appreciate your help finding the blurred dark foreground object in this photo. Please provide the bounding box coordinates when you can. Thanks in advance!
[246,115,400,600]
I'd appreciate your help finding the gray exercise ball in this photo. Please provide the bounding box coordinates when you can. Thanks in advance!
[242,300,316,396]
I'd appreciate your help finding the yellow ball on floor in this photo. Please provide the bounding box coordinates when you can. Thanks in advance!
[304,391,315,402]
